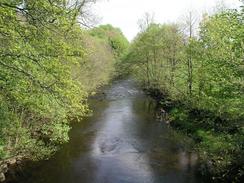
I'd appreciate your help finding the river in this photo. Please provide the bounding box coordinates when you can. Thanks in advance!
[10,79,203,183]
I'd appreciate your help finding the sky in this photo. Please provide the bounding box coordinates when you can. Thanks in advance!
[92,0,242,41]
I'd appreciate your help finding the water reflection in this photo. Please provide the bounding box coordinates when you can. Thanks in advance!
[10,79,203,183]
[90,95,155,183]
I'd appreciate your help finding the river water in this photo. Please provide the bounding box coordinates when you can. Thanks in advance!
[12,79,203,183]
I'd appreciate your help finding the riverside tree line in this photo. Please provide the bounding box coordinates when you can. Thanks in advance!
[0,0,128,161]
[122,5,244,183]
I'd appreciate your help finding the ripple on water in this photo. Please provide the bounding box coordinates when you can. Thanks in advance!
[11,79,203,183]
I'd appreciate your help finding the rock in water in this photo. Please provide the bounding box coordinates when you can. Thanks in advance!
[0,173,5,182]
[7,158,16,166]
[0,164,8,173]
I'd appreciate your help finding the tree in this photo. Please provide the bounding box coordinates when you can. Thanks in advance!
[138,12,155,32]
[125,23,184,93]
[90,24,129,58]
[0,0,122,161]
[180,11,199,96]
[122,5,244,181]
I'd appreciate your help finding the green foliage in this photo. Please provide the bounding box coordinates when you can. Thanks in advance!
[192,10,244,119]
[124,6,244,182]
[73,32,116,92]
[0,0,88,160]
[125,23,185,95]
[197,130,243,182]
[90,24,129,58]
[89,24,129,77]
[0,1,121,161]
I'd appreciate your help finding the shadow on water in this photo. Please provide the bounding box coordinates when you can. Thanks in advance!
[8,79,204,183]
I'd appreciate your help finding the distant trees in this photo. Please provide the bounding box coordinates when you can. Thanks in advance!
[138,12,155,32]
[89,24,129,77]
[183,11,198,96]
[90,24,129,58]
[124,6,244,182]
[125,23,184,95]
[74,27,126,92]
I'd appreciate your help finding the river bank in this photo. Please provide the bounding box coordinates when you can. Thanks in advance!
[146,88,244,183]
[0,156,24,182]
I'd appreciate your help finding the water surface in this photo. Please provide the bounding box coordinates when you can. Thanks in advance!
[12,79,202,183]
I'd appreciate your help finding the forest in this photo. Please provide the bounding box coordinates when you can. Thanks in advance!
[0,0,243,183]
[123,7,244,182]
[0,0,128,165]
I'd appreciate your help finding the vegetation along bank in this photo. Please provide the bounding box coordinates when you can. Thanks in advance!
[122,7,244,183]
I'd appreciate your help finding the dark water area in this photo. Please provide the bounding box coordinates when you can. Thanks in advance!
[9,79,204,183]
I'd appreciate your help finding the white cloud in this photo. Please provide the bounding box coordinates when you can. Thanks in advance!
[93,0,242,41]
